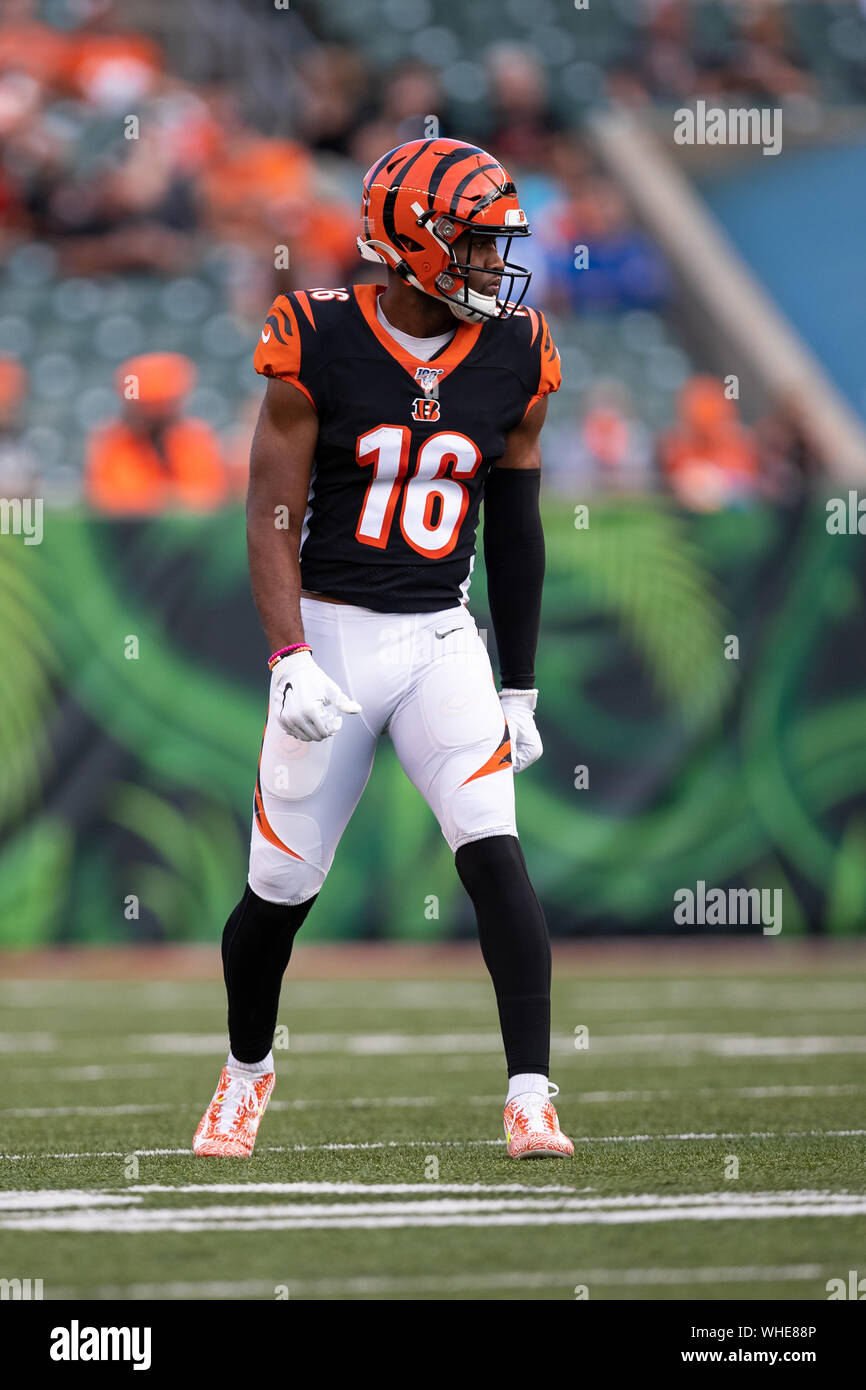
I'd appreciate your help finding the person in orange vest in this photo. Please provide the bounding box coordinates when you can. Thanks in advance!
[0,354,38,495]
[85,353,228,514]
[659,375,759,511]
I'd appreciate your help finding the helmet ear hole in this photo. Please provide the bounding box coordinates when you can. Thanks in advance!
[394,233,425,254]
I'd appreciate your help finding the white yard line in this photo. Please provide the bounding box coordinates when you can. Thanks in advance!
[0,1104,173,1118]
[473,1084,865,1104]
[6,1193,866,1233]
[38,1065,166,1082]
[126,1032,866,1057]
[4,1182,583,1201]
[43,1263,834,1299]
[0,1191,142,1209]
[270,1096,439,1110]
[5,1079,864,1108]
[120,1181,586,1195]
[3,1188,866,1234]
[3,1082,863,1119]
[7,1029,864,1058]
[2,980,862,1008]
[0,1034,58,1052]
[5,1188,857,1211]
[1,1128,865,1160]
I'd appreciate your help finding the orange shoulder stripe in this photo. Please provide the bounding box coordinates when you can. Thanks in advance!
[294,291,317,330]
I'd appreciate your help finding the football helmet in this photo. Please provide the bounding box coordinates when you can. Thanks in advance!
[357,137,532,323]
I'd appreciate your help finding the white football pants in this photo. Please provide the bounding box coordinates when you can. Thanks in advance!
[249,596,517,904]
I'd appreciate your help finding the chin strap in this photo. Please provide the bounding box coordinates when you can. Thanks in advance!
[444,289,498,324]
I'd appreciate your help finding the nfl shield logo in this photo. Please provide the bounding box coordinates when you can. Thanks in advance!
[413,365,444,395]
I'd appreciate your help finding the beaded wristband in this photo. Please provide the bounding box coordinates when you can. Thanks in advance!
[268,642,311,670]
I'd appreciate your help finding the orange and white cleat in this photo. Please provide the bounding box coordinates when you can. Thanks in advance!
[503,1082,574,1159]
[193,1064,275,1157]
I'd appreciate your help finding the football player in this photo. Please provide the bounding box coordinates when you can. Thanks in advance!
[194,138,574,1160]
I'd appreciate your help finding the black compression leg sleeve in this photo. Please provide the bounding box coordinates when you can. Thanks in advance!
[221,883,318,1063]
[455,834,551,1076]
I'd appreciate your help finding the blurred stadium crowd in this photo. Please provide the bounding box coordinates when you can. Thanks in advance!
[1,0,862,512]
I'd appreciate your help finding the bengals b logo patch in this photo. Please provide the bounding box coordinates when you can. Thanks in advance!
[411,397,441,421]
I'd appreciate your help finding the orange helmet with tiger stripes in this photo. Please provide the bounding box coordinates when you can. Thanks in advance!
[357,137,532,324]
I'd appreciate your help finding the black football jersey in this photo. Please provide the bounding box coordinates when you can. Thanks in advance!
[253,283,561,613]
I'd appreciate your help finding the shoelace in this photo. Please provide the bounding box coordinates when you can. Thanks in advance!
[216,1072,262,1135]
[511,1082,561,1130]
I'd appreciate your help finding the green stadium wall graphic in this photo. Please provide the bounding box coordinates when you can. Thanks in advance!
[2,498,865,945]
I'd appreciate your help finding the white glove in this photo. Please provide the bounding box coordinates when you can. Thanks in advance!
[500,688,543,773]
[271,650,361,741]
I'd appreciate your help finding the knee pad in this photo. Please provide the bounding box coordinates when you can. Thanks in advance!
[249,833,327,905]
[440,722,517,851]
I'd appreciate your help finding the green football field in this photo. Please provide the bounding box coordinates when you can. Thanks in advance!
[1,946,865,1302]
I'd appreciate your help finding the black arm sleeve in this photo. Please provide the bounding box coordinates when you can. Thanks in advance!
[482,467,545,690]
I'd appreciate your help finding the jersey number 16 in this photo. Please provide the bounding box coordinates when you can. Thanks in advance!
[355,425,481,560]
